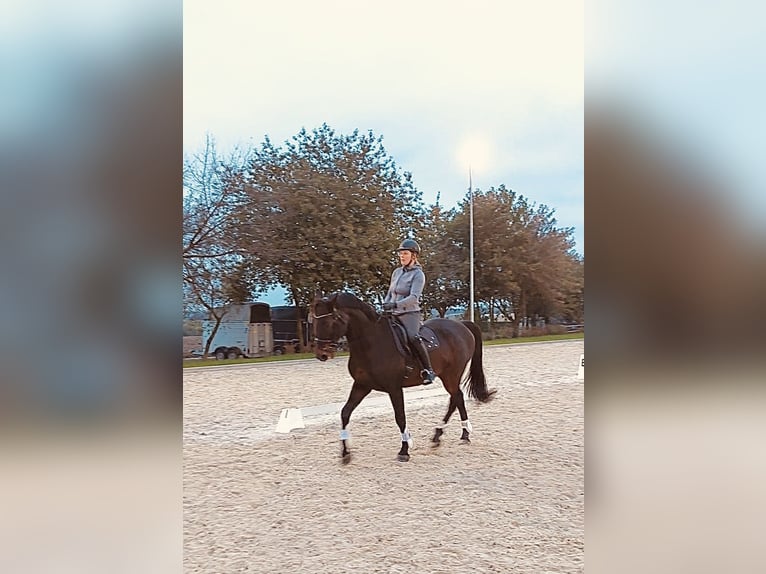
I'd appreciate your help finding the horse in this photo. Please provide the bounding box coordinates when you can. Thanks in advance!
[311,291,496,462]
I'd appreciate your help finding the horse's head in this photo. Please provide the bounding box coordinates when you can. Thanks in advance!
[310,293,348,362]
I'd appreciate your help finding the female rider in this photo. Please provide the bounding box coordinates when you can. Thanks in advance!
[382,239,436,385]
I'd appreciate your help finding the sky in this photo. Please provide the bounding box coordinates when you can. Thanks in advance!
[184,0,584,304]
[586,0,766,236]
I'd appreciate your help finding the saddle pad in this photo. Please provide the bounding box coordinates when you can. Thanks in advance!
[389,319,439,357]
[419,326,439,350]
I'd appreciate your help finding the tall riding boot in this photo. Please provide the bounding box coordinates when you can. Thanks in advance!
[412,337,436,385]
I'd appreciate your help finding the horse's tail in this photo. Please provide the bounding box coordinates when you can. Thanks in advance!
[460,321,496,402]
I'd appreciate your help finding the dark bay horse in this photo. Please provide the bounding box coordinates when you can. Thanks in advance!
[311,292,496,462]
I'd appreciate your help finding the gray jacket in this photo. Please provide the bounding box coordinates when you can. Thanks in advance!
[383,263,425,315]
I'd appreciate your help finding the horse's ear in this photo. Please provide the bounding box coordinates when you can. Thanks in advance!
[314,287,323,300]
[326,292,339,307]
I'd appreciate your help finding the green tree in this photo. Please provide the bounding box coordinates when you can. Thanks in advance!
[419,195,467,317]
[450,186,521,325]
[450,185,580,336]
[567,254,585,324]
[513,202,579,332]
[235,124,424,348]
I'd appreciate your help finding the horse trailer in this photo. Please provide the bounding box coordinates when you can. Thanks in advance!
[201,302,311,359]
[270,305,311,354]
[201,302,274,359]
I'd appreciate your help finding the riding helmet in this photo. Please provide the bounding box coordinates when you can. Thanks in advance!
[396,238,420,254]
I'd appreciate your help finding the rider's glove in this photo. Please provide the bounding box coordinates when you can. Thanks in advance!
[382,302,396,312]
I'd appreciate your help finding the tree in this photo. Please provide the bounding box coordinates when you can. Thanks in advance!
[419,195,466,317]
[512,202,579,331]
[183,256,262,357]
[183,135,266,356]
[235,124,424,348]
[450,186,521,326]
[449,185,580,336]
[546,253,584,324]
[183,135,248,262]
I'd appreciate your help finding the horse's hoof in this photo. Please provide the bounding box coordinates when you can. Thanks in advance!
[341,453,351,464]
[430,439,441,448]
[460,436,471,444]
[397,453,410,462]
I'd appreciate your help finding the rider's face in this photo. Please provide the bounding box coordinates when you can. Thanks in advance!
[398,250,413,266]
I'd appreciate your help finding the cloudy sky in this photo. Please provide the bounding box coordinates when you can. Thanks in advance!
[185,0,584,262]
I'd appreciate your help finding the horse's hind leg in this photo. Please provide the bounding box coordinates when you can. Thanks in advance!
[339,382,371,463]
[388,387,412,462]
[431,394,457,446]
[454,390,473,442]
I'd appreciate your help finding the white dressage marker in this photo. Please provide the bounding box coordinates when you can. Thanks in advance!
[275,408,305,433]
[576,354,584,380]
[274,385,449,434]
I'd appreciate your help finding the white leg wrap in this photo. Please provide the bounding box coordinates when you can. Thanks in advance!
[340,428,350,441]
[461,419,473,433]
[401,428,413,448]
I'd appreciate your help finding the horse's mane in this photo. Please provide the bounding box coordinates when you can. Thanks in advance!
[334,292,379,322]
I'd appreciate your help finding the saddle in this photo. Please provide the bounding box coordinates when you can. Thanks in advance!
[387,316,439,359]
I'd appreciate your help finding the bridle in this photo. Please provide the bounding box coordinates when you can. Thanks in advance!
[311,311,336,320]
[311,308,343,350]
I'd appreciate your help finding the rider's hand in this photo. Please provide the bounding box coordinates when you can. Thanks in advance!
[382,302,396,312]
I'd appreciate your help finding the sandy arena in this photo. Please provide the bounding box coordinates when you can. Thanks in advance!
[184,340,584,573]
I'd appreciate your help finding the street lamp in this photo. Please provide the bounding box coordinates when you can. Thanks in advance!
[469,165,475,322]
[457,134,492,324]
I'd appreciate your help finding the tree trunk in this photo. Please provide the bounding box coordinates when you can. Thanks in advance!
[519,291,528,335]
[510,291,527,338]
[510,317,520,339]
[488,297,496,338]
[204,315,223,358]
[292,290,304,353]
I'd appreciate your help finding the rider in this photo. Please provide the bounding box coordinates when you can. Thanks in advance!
[382,239,436,385]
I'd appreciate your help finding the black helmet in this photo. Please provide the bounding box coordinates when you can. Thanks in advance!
[396,239,420,254]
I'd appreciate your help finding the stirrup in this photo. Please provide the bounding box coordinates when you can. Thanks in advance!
[421,369,435,385]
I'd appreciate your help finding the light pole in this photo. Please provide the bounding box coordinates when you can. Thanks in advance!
[458,135,490,323]
[469,165,474,322]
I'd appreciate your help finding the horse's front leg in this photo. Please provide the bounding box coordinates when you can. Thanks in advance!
[339,381,371,464]
[388,387,412,462]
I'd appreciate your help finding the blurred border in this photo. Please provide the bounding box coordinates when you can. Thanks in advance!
[586,1,766,572]
[0,1,181,572]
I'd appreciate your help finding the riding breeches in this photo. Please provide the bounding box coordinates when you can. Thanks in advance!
[395,312,422,343]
